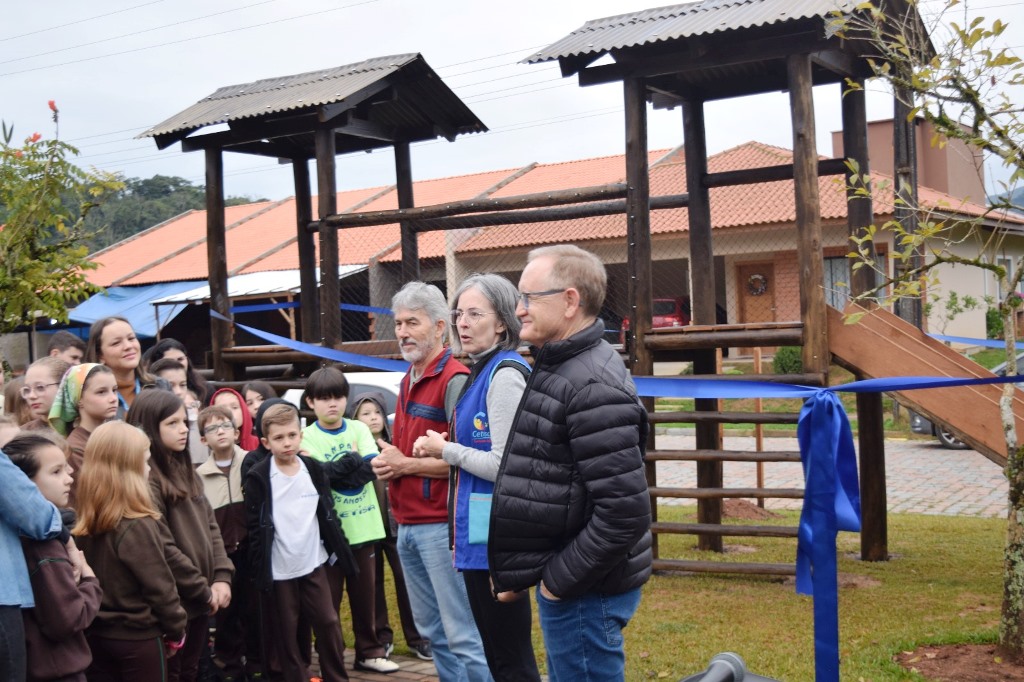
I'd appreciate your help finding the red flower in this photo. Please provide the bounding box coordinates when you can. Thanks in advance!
[28,132,41,143]
[48,100,56,112]
[14,151,22,158]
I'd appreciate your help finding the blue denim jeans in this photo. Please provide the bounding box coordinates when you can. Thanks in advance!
[536,586,642,682]
[397,522,492,682]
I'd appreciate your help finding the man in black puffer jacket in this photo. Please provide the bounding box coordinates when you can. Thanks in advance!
[489,244,652,682]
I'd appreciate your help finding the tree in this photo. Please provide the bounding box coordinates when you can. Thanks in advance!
[81,174,268,251]
[832,0,1024,656]
[0,103,122,334]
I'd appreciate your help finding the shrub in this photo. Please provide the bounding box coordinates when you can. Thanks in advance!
[772,346,803,374]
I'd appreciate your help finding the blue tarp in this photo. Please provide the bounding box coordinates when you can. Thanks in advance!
[68,282,201,338]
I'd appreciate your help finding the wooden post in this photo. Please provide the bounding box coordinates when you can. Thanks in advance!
[787,54,828,378]
[293,158,320,345]
[624,77,658,556]
[844,81,888,561]
[396,142,419,282]
[683,96,722,552]
[206,147,236,381]
[316,128,340,350]
[754,347,765,507]
[893,87,923,328]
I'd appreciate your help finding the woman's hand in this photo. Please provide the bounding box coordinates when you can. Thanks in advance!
[412,429,448,459]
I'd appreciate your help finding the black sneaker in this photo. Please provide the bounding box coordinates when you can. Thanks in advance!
[383,642,394,659]
[413,642,433,661]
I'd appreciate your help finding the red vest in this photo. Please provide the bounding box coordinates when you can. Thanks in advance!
[390,348,469,525]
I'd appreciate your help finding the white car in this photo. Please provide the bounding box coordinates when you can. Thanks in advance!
[283,371,404,428]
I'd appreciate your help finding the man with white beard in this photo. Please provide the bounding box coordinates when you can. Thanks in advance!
[372,282,492,682]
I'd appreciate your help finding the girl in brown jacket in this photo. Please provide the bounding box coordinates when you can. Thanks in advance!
[6,433,102,682]
[127,389,233,682]
[73,422,187,681]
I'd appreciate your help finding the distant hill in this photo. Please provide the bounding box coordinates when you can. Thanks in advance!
[990,186,1024,215]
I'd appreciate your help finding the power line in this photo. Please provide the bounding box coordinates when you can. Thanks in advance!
[0,1,166,42]
[0,0,379,78]
[0,0,282,66]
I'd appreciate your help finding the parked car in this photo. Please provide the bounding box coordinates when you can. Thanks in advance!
[619,296,692,345]
[908,352,1024,449]
[283,370,404,428]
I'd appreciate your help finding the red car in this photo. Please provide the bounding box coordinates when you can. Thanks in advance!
[619,296,691,344]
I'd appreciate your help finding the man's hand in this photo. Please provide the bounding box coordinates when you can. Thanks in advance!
[374,440,407,480]
[539,581,561,602]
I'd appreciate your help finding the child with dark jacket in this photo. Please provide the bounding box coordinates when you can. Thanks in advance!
[126,389,234,682]
[73,422,189,681]
[6,433,102,682]
[197,405,257,680]
[244,402,363,682]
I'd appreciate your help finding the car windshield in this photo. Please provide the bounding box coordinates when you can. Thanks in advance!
[653,301,677,316]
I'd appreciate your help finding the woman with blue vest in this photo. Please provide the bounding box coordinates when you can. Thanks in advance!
[413,273,540,682]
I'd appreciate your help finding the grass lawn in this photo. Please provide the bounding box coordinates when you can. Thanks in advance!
[356,507,1003,680]
[624,506,1003,681]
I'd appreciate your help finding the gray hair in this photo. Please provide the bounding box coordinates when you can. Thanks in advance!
[391,281,450,341]
[528,244,606,316]
[450,273,521,354]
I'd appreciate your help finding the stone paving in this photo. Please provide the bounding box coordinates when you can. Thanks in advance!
[654,432,1009,517]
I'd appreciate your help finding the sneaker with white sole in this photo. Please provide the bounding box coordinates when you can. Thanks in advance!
[354,657,399,674]
[383,642,394,659]
[413,641,433,661]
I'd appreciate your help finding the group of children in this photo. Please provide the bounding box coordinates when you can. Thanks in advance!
[1,346,424,682]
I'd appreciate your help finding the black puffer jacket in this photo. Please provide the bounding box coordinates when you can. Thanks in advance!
[488,319,652,599]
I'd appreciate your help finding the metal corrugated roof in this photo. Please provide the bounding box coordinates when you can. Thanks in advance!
[148,267,366,305]
[140,53,484,141]
[526,0,860,64]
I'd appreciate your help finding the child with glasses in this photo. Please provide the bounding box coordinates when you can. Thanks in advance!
[20,357,70,431]
[196,406,258,681]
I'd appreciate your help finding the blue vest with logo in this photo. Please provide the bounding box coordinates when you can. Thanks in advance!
[451,349,529,570]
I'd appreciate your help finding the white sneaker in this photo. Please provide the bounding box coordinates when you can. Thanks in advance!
[355,657,400,674]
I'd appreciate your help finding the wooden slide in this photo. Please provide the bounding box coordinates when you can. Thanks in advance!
[827,304,1024,467]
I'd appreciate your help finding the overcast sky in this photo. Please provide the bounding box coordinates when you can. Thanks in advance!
[2,0,1021,202]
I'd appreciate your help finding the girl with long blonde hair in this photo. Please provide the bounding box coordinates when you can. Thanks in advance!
[73,421,189,681]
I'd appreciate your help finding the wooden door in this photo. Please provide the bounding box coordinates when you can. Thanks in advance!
[737,262,776,355]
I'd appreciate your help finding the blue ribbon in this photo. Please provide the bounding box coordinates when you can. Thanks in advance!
[209,314,1021,682]
[930,333,1016,349]
[211,310,409,372]
[796,392,861,682]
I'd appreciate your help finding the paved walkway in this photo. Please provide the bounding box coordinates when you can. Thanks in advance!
[341,434,1007,681]
[654,433,1008,517]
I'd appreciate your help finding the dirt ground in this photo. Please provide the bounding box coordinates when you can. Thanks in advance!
[895,644,1024,681]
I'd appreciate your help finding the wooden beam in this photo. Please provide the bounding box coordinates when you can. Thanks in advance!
[704,158,848,188]
[893,88,923,327]
[681,96,722,551]
[293,159,320,345]
[644,327,803,350]
[317,80,394,124]
[624,76,654,376]
[407,194,688,232]
[316,127,341,351]
[315,183,629,230]
[788,53,829,377]
[842,80,887,562]
[580,29,833,86]
[395,141,418,282]
[205,148,236,381]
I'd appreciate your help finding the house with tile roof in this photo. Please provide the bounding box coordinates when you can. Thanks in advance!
[76,122,1024,366]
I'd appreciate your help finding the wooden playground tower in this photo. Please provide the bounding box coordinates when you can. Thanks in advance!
[143,0,942,574]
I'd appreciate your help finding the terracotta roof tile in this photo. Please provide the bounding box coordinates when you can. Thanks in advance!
[88,203,272,286]
[456,141,1020,253]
